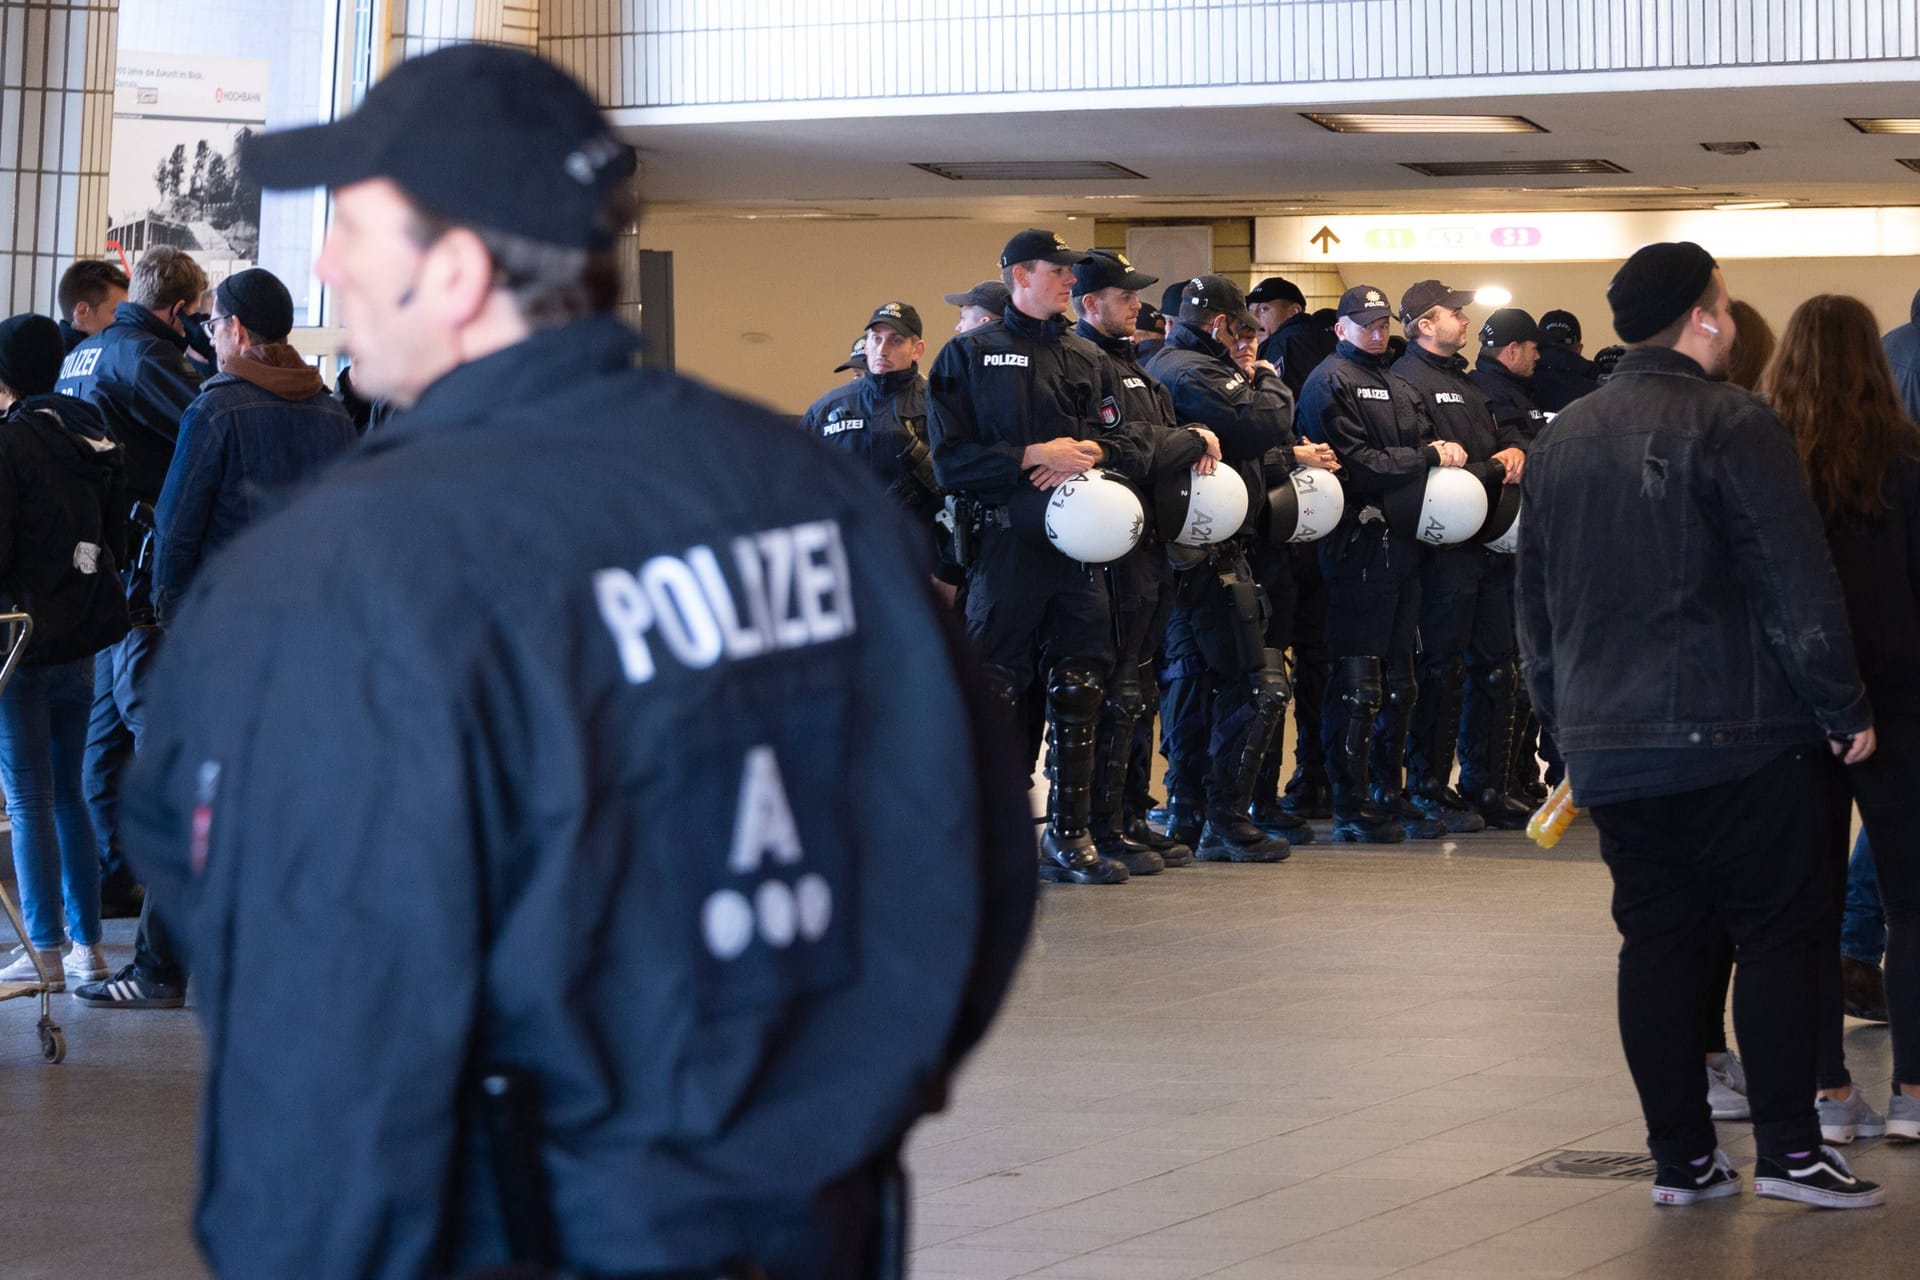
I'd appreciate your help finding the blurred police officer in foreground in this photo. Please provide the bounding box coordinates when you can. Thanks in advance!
[1072,250,1218,872]
[1391,281,1532,832]
[120,45,1034,1280]
[1296,286,1469,843]
[943,279,1010,334]
[1530,309,1601,411]
[929,228,1151,886]
[1148,275,1330,861]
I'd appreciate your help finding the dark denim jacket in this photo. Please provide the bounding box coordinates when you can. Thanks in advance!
[1516,346,1870,752]
[152,367,359,620]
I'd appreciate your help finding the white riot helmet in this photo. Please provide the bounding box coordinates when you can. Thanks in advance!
[1265,467,1346,545]
[1478,482,1521,553]
[1009,469,1144,563]
[1155,466,1251,548]
[1384,466,1490,546]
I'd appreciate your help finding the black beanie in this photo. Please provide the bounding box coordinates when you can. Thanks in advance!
[0,313,67,398]
[1607,242,1718,343]
[215,268,295,343]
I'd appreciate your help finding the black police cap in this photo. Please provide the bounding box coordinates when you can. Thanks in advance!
[1180,274,1255,327]
[942,280,1010,314]
[1480,308,1542,348]
[1246,276,1307,308]
[240,45,637,252]
[1539,309,1582,345]
[832,335,866,373]
[865,301,922,338]
[1337,285,1393,326]
[1072,250,1158,297]
[1000,228,1090,270]
[1397,279,1477,328]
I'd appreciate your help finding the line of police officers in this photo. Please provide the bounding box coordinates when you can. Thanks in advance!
[801,230,1604,883]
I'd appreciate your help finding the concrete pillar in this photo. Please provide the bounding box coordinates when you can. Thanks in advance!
[0,0,118,317]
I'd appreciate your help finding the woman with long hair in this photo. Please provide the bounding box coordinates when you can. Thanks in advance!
[1727,299,1777,391]
[1766,292,1920,1142]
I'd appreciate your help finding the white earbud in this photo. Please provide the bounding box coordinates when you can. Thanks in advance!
[1700,321,1720,335]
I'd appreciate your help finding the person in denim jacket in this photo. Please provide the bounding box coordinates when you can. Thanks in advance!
[1518,241,1882,1210]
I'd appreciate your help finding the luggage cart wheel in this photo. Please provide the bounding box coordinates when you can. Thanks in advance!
[38,1022,64,1063]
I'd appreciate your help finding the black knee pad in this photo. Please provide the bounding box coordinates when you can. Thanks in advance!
[1048,659,1106,722]
[1106,670,1147,725]
[1336,656,1383,716]
[1383,673,1417,713]
[1250,648,1292,718]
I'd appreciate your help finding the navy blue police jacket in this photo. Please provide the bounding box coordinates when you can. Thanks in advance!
[1071,319,1207,478]
[926,303,1151,501]
[1261,311,1339,399]
[1529,342,1601,412]
[119,316,1037,1280]
[1469,353,1550,445]
[798,364,936,512]
[1295,341,1441,516]
[1145,320,1296,528]
[1393,342,1522,486]
[55,300,206,504]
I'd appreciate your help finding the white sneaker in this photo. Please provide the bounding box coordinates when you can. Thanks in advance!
[63,942,108,982]
[0,945,65,991]
[1706,1052,1750,1121]
[1818,1088,1888,1143]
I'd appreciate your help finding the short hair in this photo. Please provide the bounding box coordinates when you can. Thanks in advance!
[1644,276,1726,350]
[57,259,129,322]
[1408,305,1444,336]
[128,247,207,314]
[403,185,636,329]
[1000,260,1038,291]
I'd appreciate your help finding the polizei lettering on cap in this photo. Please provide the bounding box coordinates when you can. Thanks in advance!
[593,520,857,683]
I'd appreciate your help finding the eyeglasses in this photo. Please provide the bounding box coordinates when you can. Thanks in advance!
[206,313,233,330]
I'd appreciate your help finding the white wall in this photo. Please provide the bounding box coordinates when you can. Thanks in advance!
[1312,258,1920,353]
[638,214,1047,416]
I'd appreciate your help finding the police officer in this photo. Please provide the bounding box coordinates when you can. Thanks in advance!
[928,228,1152,886]
[1531,309,1601,410]
[1147,275,1330,861]
[1071,250,1219,872]
[1470,308,1556,802]
[799,301,941,528]
[121,45,1035,1280]
[1391,281,1533,832]
[1132,302,1169,359]
[1297,285,1470,843]
[943,279,1011,334]
[1253,277,1337,400]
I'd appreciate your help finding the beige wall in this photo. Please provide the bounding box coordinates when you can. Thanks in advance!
[1281,258,1920,353]
[637,214,1053,417]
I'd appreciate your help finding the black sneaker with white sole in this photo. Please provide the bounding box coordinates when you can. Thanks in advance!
[1652,1149,1741,1206]
[72,963,186,1009]
[1752,1145,1884,1209]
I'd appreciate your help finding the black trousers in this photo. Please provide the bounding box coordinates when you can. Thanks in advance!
[1318,525,1421,766]
[963,525,1115,691]
[1285,542,1330,784]
[1589,745,1845,1165]
[1840,711,1920,1087]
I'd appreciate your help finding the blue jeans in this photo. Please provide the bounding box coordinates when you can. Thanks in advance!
[1842,830,1886,966]
[0,657,101,948]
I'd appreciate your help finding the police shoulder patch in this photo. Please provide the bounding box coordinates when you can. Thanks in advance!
[1099,396,1121,428]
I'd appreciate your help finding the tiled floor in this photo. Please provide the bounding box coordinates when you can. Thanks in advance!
[3,817,1913,1277]
[905,821,1918,1279]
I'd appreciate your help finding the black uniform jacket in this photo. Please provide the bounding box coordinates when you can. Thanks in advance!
[1393,342,1523,486]
[1073,319,1207,480]
[119,316,1037,1280]
[1261,311,1339,399]
[798,364,928,495]
[1146,321,1295,526]
[55,301,205,504]
[1470,353,1551,445]
[927,303,1149,502]
[1530,343,1601,412]
[1295,341,1441,505]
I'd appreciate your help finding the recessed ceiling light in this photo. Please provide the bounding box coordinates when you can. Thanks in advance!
[1301,113,1546,134]
[1700,141,1761,155]
[1713,200,1790,210]
[1405,159,1629,177]
[1900,159,1920,173]
[912,161,1148,181]
[1849,119,1920,134]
